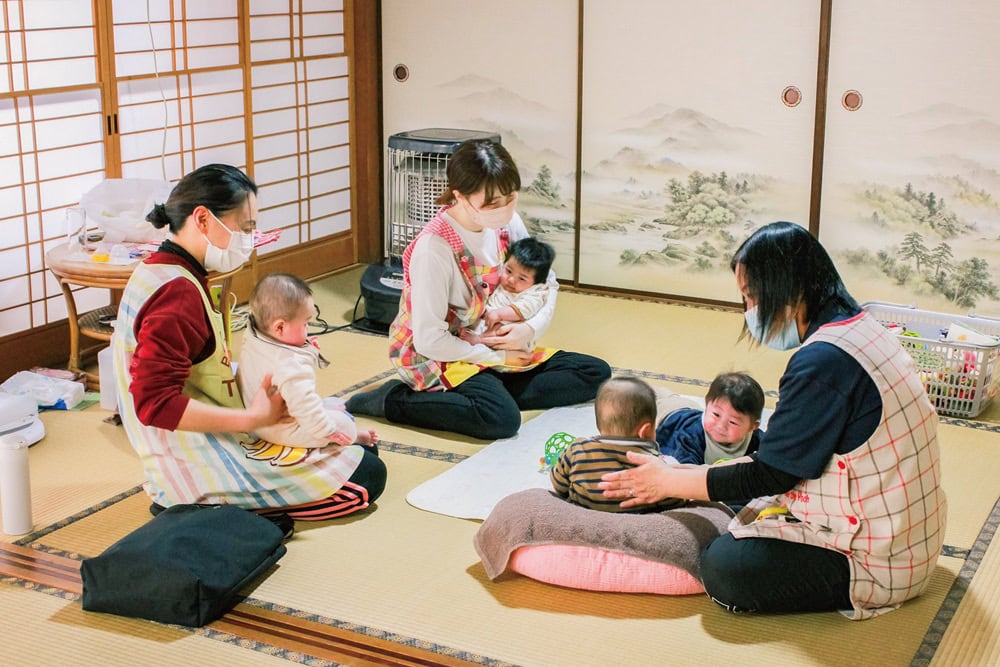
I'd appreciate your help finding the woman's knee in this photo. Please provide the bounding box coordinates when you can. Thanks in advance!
[699,534,752,613]
[365,454,388,503]
[470,409,521,440]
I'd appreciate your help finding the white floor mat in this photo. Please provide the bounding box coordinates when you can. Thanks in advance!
[405,395,773,521]
[405,404,598,520]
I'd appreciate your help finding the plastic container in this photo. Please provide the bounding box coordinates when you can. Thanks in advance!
[0,433,33,535]
[98,345,118,411]
[862,301,1000,418]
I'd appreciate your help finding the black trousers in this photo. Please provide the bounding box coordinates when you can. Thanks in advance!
[384,350,612,440]
[700,533,853,614]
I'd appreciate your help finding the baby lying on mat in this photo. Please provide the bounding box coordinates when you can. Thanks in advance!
[550,376,686,513]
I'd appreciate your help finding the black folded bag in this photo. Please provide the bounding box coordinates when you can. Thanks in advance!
[81,503,287,627]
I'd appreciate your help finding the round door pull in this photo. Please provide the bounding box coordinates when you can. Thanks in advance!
[781,86,802,107]
[842,89,863,111]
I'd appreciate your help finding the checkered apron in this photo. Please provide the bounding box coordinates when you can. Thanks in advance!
[729,311,947,619]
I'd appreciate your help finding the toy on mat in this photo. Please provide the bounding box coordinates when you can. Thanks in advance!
[539,432,575,472]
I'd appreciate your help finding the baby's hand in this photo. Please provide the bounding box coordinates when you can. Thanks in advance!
[460,329,482,345]
[485,310,503,329]
[356,429,379,446]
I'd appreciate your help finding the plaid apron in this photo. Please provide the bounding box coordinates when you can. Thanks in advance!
[728,312,946,619]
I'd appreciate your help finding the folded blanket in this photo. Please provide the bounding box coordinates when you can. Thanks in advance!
[474,488,734,580]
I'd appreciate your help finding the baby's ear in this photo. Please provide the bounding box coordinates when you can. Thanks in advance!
[270,318,288,337]
[637,421,655,440]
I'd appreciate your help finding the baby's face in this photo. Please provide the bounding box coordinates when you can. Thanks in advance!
[271,296,315,347]
[500,257,537,294]
[702,398,757,445]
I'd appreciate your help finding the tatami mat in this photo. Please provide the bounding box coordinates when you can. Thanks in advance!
[3,265,999,665]
[0,581,295,666]
[930,502,1000,666]
[0,408,142,544]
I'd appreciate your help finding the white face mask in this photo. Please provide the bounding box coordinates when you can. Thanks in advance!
[202,211,253,273]
[462,192,518,229]
[744,305,801,351]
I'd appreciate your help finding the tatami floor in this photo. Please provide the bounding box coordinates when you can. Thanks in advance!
[2,265,998,666]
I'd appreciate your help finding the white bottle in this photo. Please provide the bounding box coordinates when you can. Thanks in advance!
[98,345,118,411]
[0,434,33,536]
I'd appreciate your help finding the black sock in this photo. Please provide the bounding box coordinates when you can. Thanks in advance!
[345,380,402,418]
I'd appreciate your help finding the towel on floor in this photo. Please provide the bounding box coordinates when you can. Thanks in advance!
[407,399,773,521]
[473,488,734,580]
[406,404,598,520]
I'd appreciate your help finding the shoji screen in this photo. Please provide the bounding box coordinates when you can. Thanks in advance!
[249,0,351,256]
[112,0,247,181]
[0,0,106,337]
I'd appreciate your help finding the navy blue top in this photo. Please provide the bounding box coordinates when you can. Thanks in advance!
[707,301,883,501]
[656,408,762,464]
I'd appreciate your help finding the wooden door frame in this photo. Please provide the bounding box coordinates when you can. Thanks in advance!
[349,0,384,265]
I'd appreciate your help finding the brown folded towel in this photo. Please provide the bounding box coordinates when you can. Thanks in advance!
[474,488,734,580]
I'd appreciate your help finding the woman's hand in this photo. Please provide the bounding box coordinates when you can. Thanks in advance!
[481,321,534,350]
[503,349,533,367]
[248,373,290,430]
[599,451,687,509]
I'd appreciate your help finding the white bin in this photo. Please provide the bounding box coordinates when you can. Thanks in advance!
[98,345,117,411]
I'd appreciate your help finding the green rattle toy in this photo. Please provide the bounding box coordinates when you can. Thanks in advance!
[539,431,575,472]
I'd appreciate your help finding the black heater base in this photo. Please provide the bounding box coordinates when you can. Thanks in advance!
[353,262,403,335]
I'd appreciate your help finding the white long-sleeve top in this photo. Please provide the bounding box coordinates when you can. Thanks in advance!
[237,322,357,447]
[405,211,559,365]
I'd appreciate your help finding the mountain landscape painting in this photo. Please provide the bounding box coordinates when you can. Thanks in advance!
[819,103,1000,315]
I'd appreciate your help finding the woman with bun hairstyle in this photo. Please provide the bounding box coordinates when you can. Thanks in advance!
[112,164,386,533]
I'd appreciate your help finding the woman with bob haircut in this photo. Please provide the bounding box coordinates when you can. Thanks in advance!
[348,140,610,439]
[601,221,946,619]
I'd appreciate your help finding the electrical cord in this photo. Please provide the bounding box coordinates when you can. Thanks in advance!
[146,0,169,181]
[306,295,364,335]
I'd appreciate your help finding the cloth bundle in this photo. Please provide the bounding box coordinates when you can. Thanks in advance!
[81,504,287,627]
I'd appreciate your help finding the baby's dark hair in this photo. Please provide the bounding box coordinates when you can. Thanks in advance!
[435,139,521,207]
[507,237,555,284]
[595,376,657,437]
[705,372,765,421]
[250,273,313,331]
[146,163,257,234]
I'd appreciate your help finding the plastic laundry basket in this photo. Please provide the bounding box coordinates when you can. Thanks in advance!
[862,301,1000,418]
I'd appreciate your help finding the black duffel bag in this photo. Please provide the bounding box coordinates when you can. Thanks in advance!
[81,503,287,627]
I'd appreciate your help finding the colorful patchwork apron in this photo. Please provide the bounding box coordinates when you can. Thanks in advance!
[389,212,556,391]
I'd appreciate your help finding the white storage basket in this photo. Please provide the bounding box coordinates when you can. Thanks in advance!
[862,301,1000,418]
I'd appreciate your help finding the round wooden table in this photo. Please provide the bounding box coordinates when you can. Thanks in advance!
[45,243,238,389]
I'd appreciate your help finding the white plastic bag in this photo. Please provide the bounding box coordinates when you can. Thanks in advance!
[80,178,174,243]
[1,371,85,410]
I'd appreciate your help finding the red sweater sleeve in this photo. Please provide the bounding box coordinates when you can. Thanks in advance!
[128,273,214,430]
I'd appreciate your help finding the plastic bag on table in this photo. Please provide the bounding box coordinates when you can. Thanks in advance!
[79,178,173,243]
